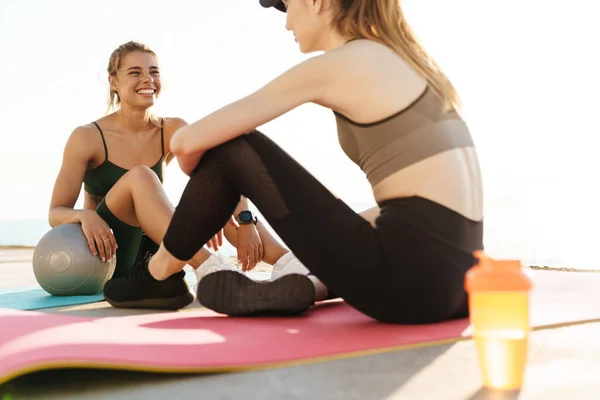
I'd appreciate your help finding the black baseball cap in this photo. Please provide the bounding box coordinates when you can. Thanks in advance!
[259,0,286,12]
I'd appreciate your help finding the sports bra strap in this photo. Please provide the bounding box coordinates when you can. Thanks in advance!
[92,121,109,160]
[160,118,165,156]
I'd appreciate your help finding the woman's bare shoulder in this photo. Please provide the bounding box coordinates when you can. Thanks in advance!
[162,117,188,138]
[60,122,103,164]
[161,117,188,157]
[68,122,102,144]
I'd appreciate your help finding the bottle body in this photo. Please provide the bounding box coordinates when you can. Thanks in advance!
[465,253,532,390]
[470,290,530,390]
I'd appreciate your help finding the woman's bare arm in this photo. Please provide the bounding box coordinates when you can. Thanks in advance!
[48,126,96,226]
[170,51,346,175]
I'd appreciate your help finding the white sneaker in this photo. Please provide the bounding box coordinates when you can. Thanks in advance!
[194,253,240,292]
[271,252,310,280]
[271,252,328,301]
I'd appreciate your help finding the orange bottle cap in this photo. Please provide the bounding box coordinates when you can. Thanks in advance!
[465,251,532,292]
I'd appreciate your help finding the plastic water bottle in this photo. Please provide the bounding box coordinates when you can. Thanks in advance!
[465,251,533,390]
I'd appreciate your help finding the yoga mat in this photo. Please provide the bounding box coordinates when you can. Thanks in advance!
[0,271,270,311]
[0,302,471,386]
[0,269,598,385]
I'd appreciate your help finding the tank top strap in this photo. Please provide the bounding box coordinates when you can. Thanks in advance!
[160,118,165,157]
[92,121,109,160]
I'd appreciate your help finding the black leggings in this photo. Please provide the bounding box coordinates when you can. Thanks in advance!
[163,131,483,324]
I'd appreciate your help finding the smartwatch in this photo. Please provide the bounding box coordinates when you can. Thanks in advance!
[235,210,258,225]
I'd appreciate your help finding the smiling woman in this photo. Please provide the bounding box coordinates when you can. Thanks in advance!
[44,41,300,306]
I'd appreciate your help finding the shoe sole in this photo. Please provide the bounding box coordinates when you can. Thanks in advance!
[197,271,315,316]
[104,291,195,311]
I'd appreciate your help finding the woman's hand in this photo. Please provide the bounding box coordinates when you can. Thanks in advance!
[206,216,238,252]
[207,229,223,252]
[236,224,264,272]
[79,209,117,262]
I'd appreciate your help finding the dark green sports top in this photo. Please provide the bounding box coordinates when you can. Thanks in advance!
[83,121,165,198]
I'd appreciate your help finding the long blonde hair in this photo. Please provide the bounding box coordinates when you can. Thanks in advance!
[331,0,461,112]
[105,41,162,126]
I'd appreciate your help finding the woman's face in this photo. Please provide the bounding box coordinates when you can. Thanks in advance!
[284,0,329,53]
[111,51,161,109]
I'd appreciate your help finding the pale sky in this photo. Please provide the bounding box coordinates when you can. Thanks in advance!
[1,0,599,267]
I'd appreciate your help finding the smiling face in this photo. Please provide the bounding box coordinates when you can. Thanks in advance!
[109,51,160,110]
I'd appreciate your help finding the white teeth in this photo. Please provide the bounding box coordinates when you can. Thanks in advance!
[136,89,154,94]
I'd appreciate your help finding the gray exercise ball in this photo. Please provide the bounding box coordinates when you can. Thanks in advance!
[32,223,116,296]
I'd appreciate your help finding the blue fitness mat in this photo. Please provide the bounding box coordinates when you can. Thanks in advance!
[0,289,105,310]
[0,273,200,311]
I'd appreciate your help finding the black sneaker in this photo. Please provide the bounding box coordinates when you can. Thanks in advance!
[103,255,194,310]
[197,271,315,316]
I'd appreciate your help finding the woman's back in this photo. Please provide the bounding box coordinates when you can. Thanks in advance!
[317,40,483,221]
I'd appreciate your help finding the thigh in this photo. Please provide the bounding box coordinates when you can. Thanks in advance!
[234,132,384,271]
[212,132,391,311]
[96,200,143,278]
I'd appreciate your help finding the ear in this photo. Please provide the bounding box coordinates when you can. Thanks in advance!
[108,76,117,90]
[311,0,324,13]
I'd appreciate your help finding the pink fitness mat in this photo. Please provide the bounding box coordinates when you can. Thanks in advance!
[0,269,599,384]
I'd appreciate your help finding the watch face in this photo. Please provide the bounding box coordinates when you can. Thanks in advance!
[239,211,253,223]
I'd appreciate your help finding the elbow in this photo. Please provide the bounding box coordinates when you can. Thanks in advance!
[170,130,190,157]
[170,129,203,157]
[47,205,65,228]
[47,208,57,228]
[170,134,187,157]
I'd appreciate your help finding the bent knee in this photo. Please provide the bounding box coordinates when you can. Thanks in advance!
[125,165,161,184]
[106,165,161,202]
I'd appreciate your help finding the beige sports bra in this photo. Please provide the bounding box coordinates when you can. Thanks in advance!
[334,86,475,188]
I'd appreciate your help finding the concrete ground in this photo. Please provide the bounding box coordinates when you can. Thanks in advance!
[1,248,599,399]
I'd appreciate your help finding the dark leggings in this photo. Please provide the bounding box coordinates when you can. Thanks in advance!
[163,131,483,324]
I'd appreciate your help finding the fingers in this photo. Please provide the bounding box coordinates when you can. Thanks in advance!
[103,232,117,260]
[208,230,223,251]
[108,230,118,257]
[90,230,117,262]
[247,249,255,272]
[247,243,263,272]
[94,235,107,261]
[241,245,262,272]
[256,243,265,264]
[254,246,261,268]
[238,248,250,272]
[102,236,112,261]
[87,237,98,257]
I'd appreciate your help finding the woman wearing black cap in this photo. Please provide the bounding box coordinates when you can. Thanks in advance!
[104,0,484,325]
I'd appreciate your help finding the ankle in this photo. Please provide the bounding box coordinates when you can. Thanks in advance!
[148,257,169,281]
[148,252,184,281]
[265,248,290,266]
